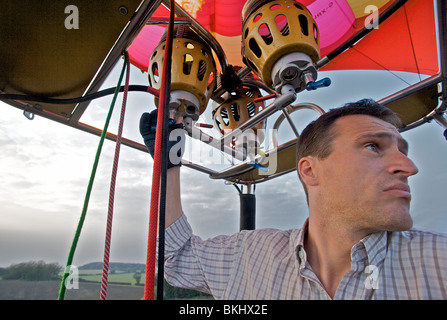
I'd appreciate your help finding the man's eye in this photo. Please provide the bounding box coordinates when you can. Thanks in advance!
[365,143,379,152]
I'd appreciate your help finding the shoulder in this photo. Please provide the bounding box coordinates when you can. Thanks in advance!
[233,228,301,264]
[195,227,299,253]
[203,227,296,245]
[239,227,303,259]
[389,228,447,252]
[240,227,297,243]
[397,227,447,240]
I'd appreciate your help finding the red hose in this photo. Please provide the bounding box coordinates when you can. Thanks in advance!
[99,52,130,300]
[144,0,175,300]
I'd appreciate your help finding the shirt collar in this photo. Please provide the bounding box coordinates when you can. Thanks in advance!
[356,231,389,268]
[292,218,389,268]
[293,218,308,267]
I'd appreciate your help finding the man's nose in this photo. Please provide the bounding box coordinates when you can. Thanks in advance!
[388,151,419,177]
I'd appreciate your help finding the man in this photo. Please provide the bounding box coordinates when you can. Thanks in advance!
[140,99,447,299]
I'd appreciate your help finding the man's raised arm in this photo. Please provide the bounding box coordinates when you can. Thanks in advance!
[139,109,185,228]
[165,166,183,227]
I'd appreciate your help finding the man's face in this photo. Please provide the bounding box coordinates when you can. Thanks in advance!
[314,114,419,233]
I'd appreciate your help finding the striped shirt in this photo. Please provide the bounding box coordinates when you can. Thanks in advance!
[163,214,447,299]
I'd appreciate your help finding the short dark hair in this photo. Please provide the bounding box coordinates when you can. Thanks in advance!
[296,98,403,201]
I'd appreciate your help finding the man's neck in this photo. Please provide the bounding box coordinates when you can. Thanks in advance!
[304,218,363,299]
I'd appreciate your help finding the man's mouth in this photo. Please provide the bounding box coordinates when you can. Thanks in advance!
[383,183,411,200]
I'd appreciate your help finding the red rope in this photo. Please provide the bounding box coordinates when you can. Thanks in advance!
[144,0,175,300]
[99,52,130,300]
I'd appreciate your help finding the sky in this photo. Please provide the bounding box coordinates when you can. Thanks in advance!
[1,62,447,268]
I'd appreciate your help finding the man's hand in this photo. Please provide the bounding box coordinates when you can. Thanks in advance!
[139,109,185,168]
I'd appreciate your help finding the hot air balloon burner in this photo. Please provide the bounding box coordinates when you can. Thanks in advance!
[170,90,200,119]
[148,25,217,121]
[212,89,266,157]
[271,52,318,93]
[241,0,320,93]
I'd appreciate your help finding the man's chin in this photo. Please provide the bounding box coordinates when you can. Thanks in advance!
[385,214,413,232]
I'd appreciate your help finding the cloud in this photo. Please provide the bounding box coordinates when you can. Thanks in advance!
[179,167,241,237]
[0,229,70,266]
[255,174,309,230]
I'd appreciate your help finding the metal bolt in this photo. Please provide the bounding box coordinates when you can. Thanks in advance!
[119,5,128,15]
[282,67,298,81]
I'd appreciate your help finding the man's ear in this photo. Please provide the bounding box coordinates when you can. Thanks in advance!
[298,156,319,187]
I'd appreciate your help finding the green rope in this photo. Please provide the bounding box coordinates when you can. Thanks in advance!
[57,55,128,300]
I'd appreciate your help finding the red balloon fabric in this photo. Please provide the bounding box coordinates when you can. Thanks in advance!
[128,0,438,76]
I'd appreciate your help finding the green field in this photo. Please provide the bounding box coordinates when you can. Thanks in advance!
[78,269,144,286]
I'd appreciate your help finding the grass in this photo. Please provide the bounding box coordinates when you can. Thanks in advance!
[0,279,144,300]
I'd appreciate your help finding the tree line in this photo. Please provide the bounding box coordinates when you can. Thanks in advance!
[0,260,61,281]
